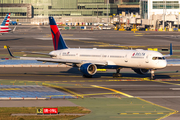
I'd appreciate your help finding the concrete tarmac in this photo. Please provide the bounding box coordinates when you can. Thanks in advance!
[0,67,180,119]
[1,25,180,53]
[1,25,180,119]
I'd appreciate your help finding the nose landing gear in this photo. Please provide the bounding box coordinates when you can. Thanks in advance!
[150,69,155,80]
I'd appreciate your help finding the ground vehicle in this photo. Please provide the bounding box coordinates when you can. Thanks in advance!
[10,21,17,25]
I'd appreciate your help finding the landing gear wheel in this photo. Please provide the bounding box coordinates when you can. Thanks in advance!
[113,73,121,78]
[150,69,155,80]
[113,68,122,78]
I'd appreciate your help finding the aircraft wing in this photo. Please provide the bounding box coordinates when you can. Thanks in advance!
[4,45,107,66]
[163,54,171,58]
[20,57,108,66]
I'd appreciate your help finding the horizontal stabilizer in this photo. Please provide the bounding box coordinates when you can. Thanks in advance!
[22,51,56,57]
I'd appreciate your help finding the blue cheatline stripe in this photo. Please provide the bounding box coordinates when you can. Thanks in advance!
[1,13,9,26]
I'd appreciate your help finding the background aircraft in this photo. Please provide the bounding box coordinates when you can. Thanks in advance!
[0,13,16,35]
[5,17,172,80]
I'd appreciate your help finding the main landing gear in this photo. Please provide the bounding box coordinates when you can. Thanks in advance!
[150,69,155,80]
[113,68,121,78]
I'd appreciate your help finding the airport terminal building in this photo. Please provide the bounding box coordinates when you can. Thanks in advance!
[0,0,142,23]
[140,0,180,19]
[0,0,119,23]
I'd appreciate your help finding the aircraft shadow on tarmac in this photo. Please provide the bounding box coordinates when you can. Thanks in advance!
[0,38,22,41]
[56,68,171,79]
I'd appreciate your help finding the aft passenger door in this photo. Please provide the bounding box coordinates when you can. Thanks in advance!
[124,54,128,62]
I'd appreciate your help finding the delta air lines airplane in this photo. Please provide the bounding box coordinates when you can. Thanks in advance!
[5,17,172,80]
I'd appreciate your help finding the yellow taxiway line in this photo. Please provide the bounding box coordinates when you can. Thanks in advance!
[0,88,21,91]
[137,97,178,120]
[91,85,133,98]
[42,83,83,98]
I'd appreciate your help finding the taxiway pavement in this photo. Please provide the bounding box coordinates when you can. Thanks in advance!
[1,26,180,119]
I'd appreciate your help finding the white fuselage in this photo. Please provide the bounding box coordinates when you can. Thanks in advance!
[49,48,167,69]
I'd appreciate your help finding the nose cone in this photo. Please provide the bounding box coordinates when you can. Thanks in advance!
[158,60,167,68]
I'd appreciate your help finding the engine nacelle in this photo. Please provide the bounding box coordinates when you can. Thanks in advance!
[132,68,149,75]
[80,63,97,76]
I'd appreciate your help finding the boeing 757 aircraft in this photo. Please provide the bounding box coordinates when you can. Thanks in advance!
[5,17,172,80]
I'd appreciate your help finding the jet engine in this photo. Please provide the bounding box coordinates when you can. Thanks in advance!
[132,68,149,75]
[80,63,97,77]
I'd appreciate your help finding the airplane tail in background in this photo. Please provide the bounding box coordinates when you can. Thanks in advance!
[170,43,173,55]
[49,16,68,50]
[1,13,11,26]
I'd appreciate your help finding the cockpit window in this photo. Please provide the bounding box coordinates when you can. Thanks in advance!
[152,57,165,60]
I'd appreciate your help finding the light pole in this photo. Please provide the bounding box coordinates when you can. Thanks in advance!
[107,0,109,23]
[97,5,98,23]
[178,12,179,30]
[163,0,166,30]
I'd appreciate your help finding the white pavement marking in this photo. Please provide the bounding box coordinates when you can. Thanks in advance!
[135,96,180,98]
[170,88,180,90]
[167,64,180,66]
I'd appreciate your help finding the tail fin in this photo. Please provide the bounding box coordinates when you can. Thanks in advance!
[163,43,173,58]
[1,13,11,26]
[49,16,68,50]
[170,43,173,55]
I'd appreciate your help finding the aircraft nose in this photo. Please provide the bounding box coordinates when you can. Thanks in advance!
[158,60,167,68]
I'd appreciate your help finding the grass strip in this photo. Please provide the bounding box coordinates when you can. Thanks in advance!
[0,106,90,120]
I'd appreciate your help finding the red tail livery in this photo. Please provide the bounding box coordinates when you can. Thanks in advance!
[49,17,68,50]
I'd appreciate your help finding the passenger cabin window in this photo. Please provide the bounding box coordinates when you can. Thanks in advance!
[152,57,165,60]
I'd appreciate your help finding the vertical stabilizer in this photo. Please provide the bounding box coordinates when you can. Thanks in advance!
[49,17,68,50]
[1,13,11,26]
[170,43,173,55]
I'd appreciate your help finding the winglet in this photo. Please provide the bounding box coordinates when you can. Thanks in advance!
[170,43,173,55]
[4,45,15,58]
[163,43,173,58]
